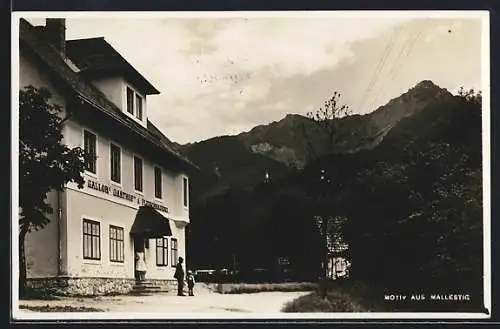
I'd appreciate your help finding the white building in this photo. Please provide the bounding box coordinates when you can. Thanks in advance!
[328,257,351,279]
[19,18,197,295]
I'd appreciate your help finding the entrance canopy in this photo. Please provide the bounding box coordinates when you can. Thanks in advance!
[130,205,172,238]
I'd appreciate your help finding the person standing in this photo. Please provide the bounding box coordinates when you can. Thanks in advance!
[186,270,196,296]
[135,251,147,281]
[174,257,185,296]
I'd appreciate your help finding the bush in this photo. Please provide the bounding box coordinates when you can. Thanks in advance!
[326,280,382,310]
[282,280,392,312]
[282,291,366,312]
[282,293,334,312]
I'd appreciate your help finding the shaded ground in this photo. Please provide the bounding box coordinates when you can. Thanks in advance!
[18,290,310,314]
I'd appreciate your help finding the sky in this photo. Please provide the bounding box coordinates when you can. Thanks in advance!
[26,12,486,144]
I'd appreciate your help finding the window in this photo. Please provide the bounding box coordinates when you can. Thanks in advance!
[83,130,97,174]
[126,87,134,115]
[135,94,143,120]
[83,219,100,260]
[154,167,162,199]
[110,143,121,184]
[171,238,178,267]
[156,237,168,266]
[126,86,144,121]
[183,177,189,208]
[134,156,143,192]
[109,225,124,263]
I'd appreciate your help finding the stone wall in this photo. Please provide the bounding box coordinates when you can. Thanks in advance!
[26,277,180,296]
[26,277,135,296]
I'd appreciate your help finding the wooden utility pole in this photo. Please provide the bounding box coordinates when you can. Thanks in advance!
[319,169,329,300]
[320,215,328,300]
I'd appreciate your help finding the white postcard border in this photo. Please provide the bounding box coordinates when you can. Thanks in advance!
[11,10,491,321]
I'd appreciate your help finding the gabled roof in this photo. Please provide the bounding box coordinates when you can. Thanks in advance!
[65,37,160,95]
[19,18,197,171]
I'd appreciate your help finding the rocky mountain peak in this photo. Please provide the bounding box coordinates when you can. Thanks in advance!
[414,79,439,89]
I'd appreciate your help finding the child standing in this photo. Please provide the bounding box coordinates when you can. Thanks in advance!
[186,270,195,296]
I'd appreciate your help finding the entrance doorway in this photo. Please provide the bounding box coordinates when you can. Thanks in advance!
[134,236,146,281]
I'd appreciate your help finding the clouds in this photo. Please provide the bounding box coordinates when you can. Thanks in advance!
[26,13,484,144]
[180,17,411,78]
[241,17,483,123]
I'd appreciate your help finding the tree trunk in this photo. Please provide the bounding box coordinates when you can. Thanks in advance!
[19,225,29,298]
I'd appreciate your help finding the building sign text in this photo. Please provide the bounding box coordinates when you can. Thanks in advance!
[86,179,169,213]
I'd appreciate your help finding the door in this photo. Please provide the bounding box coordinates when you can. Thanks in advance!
[133,235,145,280]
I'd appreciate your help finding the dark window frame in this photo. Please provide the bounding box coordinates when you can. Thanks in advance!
[83,130,97,174]
[110,143,121,184]
[109,225,124,263]
[156,237,168,267]
[83,219,101,260]
[182,177,188,208]
[171,238,178,268]
[134,156,143,192]
[135,94,143,120]
[154,166,162,199]
[126,87,135,115]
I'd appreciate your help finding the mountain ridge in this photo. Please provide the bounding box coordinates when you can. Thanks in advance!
[187,80,451,167]
[180,80,454,200]
[185,80,482,289]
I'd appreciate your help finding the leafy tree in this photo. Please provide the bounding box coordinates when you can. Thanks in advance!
[342,89,483,302]
[19,86,87,295]
[457,86,482,102]
[267,187,323,281]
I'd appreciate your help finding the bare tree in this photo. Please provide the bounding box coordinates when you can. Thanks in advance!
[298,91,352,163]
[299,92,351,300]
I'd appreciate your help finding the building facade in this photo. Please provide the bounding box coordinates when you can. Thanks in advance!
[19,18,196,295]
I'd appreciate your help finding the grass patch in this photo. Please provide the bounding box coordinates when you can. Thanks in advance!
[19,305,105,312]
[214,282,317,294]
[282,290,367,312]
[282,280,389,312]
[325,280,386,312]
[282,280,487,312]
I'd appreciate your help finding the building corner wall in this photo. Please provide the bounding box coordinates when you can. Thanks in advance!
[24,190,60,278]
[59,189,69,276]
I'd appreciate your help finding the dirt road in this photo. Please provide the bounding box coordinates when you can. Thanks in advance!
[17,290,310,318]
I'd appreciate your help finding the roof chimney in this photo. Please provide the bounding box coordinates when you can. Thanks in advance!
[45,19,66,57]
